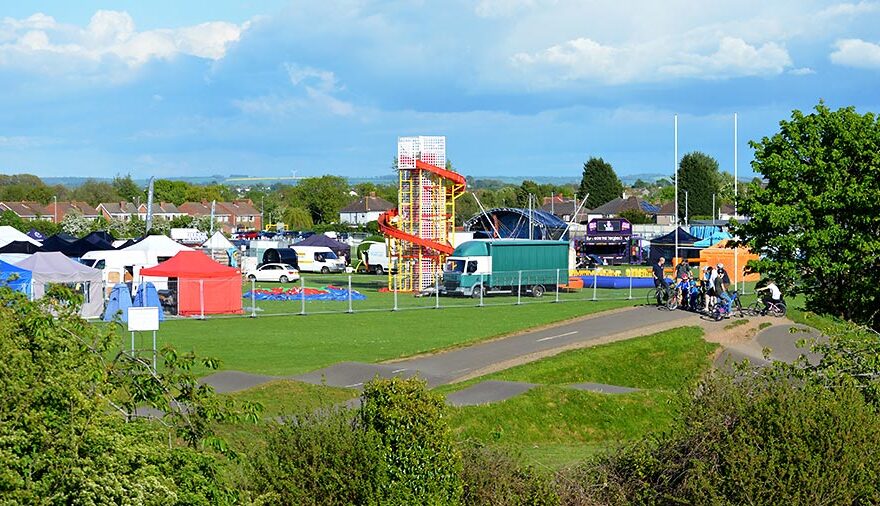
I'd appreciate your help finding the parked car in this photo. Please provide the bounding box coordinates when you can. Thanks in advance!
[245,263,300,283]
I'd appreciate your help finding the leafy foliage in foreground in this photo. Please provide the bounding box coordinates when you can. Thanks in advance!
[737,102,880,327]
[558,369,880,505]
[0,287,255,504]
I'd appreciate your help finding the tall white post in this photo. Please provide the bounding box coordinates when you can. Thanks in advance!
[347,275,353,313]
[517,271,522,305]
[300,276,306,315]
[684,191,688,226]
[250,278,256,318]
[555,268,560,303]
[734,112,738,217]
[199,280,205,319]
[674,114,679,264]
[434,272,440,309]
[734,113,740,291]
[393,275,398,311]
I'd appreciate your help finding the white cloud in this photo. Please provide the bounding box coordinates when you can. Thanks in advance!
[818,1,880,18]
[234,63,354,117]
[511,35,793,85]
[789,67,816,75]
[830,38,880,68]
[0,10,245,77]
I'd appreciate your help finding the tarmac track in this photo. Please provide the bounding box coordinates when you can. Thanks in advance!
[200,305,698,405]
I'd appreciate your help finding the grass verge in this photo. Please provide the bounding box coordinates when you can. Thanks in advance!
[444,326,717,468]
[135,299,637,376]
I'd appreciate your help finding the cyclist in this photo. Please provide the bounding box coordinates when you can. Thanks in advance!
[703,265,716,313]
[652,256,669,305]
[715,263,732,318]
[755,279,783,315]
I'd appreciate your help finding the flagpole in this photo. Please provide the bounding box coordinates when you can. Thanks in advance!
[674,114,679,264]
[734,112,740,288]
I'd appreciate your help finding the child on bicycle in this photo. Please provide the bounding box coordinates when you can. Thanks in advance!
[715,263,732,317]
[755,279,783,315]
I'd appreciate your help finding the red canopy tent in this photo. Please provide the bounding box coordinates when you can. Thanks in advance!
[140,251,242,316]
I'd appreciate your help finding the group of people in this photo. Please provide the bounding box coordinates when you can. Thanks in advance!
[652,256,782,317]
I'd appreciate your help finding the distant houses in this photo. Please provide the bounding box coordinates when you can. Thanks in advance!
[0,199,262,232]
[339,193,394,225]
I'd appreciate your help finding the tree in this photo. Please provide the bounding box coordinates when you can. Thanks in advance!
[0,286,254,503]
[579,157,623,209]
[71,179,120,206]
[283,207,314,230]
[153,179,191,205]
[619,208,652,225]
[735,103,880,327]
[60,211,93,237]
[112,174,143,203]
[290,176,351,224]
[677,152,721,219]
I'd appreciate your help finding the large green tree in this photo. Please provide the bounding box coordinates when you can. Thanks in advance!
[112,174,144,203]
[290,175,352,224]
[677,151,721,219]
[736,103,880,327]
[579,157,623,209]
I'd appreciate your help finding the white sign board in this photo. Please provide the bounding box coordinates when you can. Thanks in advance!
[127,307,160,332]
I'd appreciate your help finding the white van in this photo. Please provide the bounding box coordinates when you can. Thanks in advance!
[80,250,150,297]
[363,242,390,275]
[291,246,346,273]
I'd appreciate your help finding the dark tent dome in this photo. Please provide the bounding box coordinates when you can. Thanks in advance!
[464,208,569,240]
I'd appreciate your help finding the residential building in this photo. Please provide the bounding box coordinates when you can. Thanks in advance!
[588,196,661,221]
[42,201,99,223]
[339,193,394,225]
[0,201,50,221]
[539,196,589,223]
[97,202,139,221]
[655,202,676,226]
[179,200,261,231]
[137,202,186,221]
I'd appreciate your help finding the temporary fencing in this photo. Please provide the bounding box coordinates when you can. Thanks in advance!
[94,266,758,320]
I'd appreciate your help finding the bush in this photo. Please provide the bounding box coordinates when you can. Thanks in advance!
[243,409,387,505]
[559,372,880,505]
[360,376,463,505]
[460,443,559,506]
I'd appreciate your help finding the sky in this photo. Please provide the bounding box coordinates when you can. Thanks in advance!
[1,1,879,181]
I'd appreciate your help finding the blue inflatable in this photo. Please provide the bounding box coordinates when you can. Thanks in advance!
[242,287,367,302]
[103,283,133,322]
[578,275,672,289]
[133,282,165,321]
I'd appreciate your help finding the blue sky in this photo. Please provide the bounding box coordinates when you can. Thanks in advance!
[1,1,879,180]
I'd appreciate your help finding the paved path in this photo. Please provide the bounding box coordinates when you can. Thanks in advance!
[194,305,696,404]
[714,323,825,371]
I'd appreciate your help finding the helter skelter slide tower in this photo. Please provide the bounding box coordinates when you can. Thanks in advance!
[378,136,466,292]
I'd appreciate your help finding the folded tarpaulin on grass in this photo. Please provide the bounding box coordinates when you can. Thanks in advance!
[243,286,367,302]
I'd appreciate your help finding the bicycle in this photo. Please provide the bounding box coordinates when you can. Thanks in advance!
[746,298,787,317]
[646,284,670,307]
[710,291,743,321]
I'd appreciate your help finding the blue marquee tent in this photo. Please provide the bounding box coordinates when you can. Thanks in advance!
[0,259,32,297]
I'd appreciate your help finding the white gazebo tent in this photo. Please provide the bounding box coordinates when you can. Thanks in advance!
[0,226,41,248]
[16,252,104,318]
[201,231,235,265]
[117,235,194,291]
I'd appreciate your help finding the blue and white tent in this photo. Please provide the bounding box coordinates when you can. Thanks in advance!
[103,283,133,322]
[0,259,32,297]
[133,282,165,321]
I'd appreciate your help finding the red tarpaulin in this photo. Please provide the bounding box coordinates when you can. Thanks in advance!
[140,251,242,316]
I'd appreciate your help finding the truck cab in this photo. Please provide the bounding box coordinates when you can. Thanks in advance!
[443,254,491,297]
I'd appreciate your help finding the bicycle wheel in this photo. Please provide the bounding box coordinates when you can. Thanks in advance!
[745,300,761,316]
[734,298,743,317]
[771,302,787,317]
[666,291,679,310]
[646,288,657,306]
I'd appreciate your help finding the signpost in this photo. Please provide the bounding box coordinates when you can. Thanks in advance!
[128,307,160,371]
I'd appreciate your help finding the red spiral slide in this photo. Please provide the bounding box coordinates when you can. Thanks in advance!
[378,160,466,255]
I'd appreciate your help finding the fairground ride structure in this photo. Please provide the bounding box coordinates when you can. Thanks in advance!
[378,136,466,292]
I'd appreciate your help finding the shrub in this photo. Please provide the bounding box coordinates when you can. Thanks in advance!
[460,443,559,506]
[360,376,463,505]
[559,372,880,505]
[243,409,387,505]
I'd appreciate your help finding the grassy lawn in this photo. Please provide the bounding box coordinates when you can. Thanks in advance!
[226,379,357,417]
[444,326,717,468]
[144,297,638,376]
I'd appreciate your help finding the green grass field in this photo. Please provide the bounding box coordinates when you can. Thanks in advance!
[226,380,358,417]
[144,297,638,376]
[444,326,717,467]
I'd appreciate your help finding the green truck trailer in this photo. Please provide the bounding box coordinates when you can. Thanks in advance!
[442,240,570,298]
